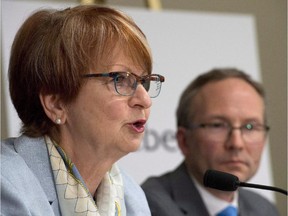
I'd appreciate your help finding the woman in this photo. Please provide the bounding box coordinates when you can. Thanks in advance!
[1,5,165,216]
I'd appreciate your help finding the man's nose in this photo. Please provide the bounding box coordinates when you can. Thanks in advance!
[225,128,245,150]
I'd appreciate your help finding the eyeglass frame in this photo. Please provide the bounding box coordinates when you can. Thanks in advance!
[82,71,165,98]
[188,122,270,144]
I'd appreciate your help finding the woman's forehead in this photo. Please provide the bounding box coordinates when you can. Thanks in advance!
[92,45,148,73]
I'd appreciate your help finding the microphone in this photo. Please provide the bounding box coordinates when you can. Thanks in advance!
[203,169,287,196]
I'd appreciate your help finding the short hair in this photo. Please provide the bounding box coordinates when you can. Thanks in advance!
[9,5,152,137]
[176,68,266,128]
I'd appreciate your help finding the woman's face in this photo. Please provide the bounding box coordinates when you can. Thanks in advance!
[61,50,152,160]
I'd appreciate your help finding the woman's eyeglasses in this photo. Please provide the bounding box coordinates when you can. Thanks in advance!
[82,71,165,98]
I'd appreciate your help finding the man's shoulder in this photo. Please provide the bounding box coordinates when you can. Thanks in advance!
[142,162,187,191]
[239,188,275,203]
[141,169,174,194]
[141,164,208,216]
[141,162,191,202]
[239,189,279,215]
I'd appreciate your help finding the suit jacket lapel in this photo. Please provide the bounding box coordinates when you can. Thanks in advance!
[170,162,210,216]
[14,136,59,210]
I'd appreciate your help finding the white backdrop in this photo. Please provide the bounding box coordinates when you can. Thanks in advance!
[2,0,275,202]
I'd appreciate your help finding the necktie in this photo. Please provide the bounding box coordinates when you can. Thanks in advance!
[216,206,237,216]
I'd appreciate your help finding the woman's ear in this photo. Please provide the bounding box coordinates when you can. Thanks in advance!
[177,127,190,156]
[39,93,66,125]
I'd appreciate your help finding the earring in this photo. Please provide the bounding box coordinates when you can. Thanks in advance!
[55,118,62,125]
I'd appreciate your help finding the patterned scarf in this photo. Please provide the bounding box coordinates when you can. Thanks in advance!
[45,136,125,216]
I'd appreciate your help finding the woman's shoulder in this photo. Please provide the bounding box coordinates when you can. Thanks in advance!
[120,167,142,192]
[1,136,42,179]
[1,136,45,197]
[1,135,59,216]
[119,167,152,216]
[1,135,51,187]
[1,135,45,161]
[1,137,22,163]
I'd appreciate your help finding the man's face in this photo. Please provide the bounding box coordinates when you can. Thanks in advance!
[180,78,266,183]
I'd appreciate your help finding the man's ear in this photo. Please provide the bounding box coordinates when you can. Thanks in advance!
[177,127,190,156]
[39,93,66,125]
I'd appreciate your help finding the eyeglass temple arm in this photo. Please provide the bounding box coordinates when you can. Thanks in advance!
[141,74,165,82]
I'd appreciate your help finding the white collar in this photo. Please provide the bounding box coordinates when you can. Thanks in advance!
[190,173,238,216]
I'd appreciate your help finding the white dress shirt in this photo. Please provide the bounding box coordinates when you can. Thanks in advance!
[190,174,238,216]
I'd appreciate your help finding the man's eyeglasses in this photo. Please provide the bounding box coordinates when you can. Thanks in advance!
[189,122,270,144]
[82,71,165,98]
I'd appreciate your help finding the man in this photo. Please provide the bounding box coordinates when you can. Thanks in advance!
[141,68,279,216]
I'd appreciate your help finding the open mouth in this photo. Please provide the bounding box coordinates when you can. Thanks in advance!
[133,120,145,128]
[131,120,146,132]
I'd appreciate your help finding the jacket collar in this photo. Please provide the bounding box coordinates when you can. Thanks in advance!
[14,135,59,209]
[169,162,210,215]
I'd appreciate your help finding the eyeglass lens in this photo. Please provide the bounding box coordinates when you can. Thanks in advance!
[114,72,162,98]
[196,123,268,144]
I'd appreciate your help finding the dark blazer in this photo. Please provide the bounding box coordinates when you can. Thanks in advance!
[141,162,279,216]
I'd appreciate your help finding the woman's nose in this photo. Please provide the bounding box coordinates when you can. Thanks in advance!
[129,84,152,109]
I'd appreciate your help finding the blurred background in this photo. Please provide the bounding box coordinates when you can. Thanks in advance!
[1,0,287,215]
